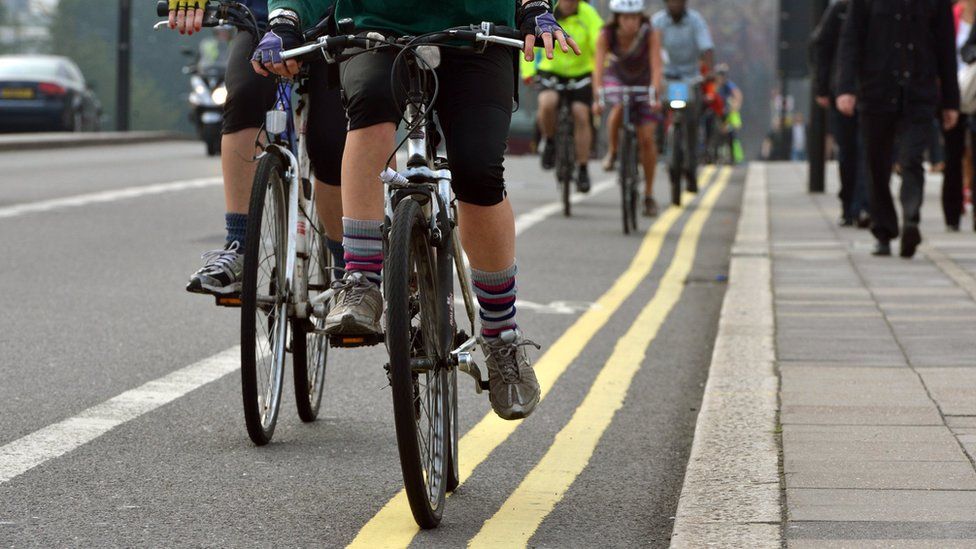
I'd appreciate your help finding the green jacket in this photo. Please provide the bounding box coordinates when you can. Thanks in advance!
[520,1,603,79]
[268,0,515,36]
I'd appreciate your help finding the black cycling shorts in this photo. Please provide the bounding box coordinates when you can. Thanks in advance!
[338,44,515,206]
[536,71,593,107]
[222,31,346,185]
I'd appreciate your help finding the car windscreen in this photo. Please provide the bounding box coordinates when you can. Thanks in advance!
[0,58,61,79]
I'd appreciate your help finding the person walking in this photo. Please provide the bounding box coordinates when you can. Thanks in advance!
[941,0,976,231]
[813,0,870,228]
[837,0,960,258]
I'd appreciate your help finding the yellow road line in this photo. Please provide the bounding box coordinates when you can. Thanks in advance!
[347,165,718,549]
[469,166,731,548]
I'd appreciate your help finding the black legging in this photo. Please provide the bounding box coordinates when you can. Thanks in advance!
[941,114,969,228]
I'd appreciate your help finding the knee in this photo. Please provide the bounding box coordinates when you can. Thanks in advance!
[572,105,590,129]
[450,146,506,207]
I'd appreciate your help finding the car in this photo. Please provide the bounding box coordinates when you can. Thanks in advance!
[0,55,102,133]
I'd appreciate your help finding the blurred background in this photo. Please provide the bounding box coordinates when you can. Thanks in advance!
[0,0,784,157]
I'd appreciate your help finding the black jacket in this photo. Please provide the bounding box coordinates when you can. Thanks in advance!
[837,0,959,112]
[812,1,848,99]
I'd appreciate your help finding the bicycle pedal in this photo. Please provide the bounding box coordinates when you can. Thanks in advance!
[214,294,242,308]
[329,333,385,348]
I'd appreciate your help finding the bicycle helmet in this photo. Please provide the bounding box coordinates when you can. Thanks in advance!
[609,0,646,14]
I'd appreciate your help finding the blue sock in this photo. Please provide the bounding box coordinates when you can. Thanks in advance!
[225,213,247,248]
[326,237,346,271]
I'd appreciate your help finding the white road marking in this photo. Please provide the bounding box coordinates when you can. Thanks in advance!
[0,347,239,484]
[453,297,598,315]
[514,180,614,234]
[0,175,614,483]
[0,177,222,220]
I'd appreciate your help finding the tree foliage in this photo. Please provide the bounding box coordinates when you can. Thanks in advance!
[50,0,204,131]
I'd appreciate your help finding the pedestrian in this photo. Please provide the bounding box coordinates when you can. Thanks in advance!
[942,0,976,231]
[791,112,807,161]
[837,0,960,258]
[812,0,871,227]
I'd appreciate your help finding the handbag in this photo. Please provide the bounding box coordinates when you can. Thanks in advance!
[961,63,976,114]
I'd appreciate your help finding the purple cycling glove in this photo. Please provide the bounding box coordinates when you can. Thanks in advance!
[251,24,303,66]
[517,0,568,41]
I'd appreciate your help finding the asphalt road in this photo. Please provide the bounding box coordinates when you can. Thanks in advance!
[0,141,743,548]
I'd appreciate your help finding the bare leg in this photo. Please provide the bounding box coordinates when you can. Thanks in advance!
[572,102,592,165]
[221,128,262,213]
[314,182,343,241]
[607,105,623,158]
[340,124,393,221]
[458,198,516,272]
[638,123,658,197]
[537,90,559,140]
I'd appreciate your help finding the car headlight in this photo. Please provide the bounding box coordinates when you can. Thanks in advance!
[211,86,227,106]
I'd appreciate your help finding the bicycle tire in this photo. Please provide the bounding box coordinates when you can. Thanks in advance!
[619,129,632,235]
[556,104,575,217]
[386,197,449,528]
[240,152,289,446]
[669,122,684,207]
[440,238,460,493]
[292,214,332,423]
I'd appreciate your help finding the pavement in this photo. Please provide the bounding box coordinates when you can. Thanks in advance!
[0,141,745,547]
[672,161,976,548]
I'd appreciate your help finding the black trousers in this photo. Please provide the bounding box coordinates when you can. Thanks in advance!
[831,106,869,220]
[941,114,968,227]
[860,109,932,242]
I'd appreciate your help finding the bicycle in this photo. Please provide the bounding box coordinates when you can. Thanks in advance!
[664,75,703,207]
[602,85,655,235]
[156,0,337,446]
[538,75,591,218]
[281,22,525,528]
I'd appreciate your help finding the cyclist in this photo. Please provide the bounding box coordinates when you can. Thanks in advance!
[714,63,744,164]
[168,0,347,297]
[593,0,664,217]
[652,0,714,192]
[252,0,579,420]
[521,0,603,192]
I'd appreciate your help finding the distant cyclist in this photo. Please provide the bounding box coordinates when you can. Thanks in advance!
[715,63,744,164]
[593,0,664,216]
[652,0,714,192]
[522,0,603,192]
[168,0,347,297]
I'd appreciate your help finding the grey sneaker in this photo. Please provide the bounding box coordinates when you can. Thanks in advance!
[483,329,542,420]
[324,272,383,335]
[186,241,244,295]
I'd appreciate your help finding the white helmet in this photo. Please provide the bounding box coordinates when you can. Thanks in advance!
[609,0,645,14]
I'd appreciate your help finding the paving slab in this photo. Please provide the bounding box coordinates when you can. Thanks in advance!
[787,489,976,522]
[787,521,976,542]
[785,460,976,490]
[917,369,976,416]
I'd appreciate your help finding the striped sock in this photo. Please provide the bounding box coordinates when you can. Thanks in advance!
[472,263,518,341]
[225,212,247,248]
[342,217,383,286]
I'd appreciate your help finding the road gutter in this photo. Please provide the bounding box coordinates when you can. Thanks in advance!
[670,163,783,548]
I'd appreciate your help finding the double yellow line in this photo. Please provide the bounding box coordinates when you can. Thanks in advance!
[349,166,731,548]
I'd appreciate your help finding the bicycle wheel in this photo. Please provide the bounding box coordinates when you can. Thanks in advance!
[619,128,635,235]
[241,152,289,446]
[669,121,684,207]
[386,197,449,528]
[439,237,460,493]
[292,213,332,423]
[556,104,575,217]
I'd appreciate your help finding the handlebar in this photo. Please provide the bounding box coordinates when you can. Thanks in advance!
[154,0,258,34]
[281,23,525,64]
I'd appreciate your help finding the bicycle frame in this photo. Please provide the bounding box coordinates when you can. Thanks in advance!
[377,57,487,393]
[260,78,327,321]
